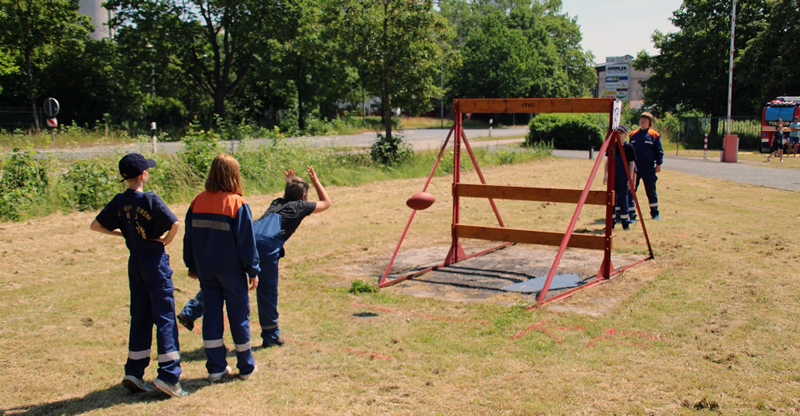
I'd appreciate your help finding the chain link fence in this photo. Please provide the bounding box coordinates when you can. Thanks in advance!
[679,116,761,150]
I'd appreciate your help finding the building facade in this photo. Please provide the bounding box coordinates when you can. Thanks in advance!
[79,0,113,40]
[593,55,652,110]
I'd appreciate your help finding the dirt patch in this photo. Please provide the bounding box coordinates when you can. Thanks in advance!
[345,242,649,315]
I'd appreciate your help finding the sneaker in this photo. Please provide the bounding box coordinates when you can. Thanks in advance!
[262,337,285,348]
[208,366,232,382]
[153,378,189,398]
[652,215,660,221]
[622,222,630,230]
[176,314,194,332]
[122,375,153,393]
[239,365,258,381]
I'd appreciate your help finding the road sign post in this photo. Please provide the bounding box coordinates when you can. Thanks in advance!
[43,98,60,144]
[151,121,157,153]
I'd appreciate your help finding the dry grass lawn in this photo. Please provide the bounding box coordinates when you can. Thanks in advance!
[1,156,799,415]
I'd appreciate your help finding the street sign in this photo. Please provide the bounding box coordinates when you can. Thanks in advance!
[43,97,60,117]
[46,118,58,128]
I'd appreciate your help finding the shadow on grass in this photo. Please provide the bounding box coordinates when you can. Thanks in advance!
[0,376,231,416]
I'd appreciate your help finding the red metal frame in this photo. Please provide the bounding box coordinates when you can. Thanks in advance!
[378,98,654,305]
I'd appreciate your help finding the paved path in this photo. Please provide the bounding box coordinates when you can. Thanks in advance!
[553,149,800,193]
[37,127,529,159]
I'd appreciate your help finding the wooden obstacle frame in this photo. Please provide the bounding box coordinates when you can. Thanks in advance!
[378,98,654,305]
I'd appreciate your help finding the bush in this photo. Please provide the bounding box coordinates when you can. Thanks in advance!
[370,131,414,165]
[525,114,605,150]
[62,159,121,211]
[181,119,222,176]
[349,279,378,294]
[0,148,50,220]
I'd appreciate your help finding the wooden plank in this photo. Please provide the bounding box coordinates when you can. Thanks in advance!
[455,98,614,114]
[455,224,610,251]
[456,183,610,206]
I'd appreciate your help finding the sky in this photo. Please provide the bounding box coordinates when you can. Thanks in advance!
[559,0,684,64]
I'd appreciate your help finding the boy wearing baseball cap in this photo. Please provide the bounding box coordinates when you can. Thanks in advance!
[90,153,187,398]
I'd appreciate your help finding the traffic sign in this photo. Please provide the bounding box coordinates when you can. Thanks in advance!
[46,118,58,129]
[43,97,60,117]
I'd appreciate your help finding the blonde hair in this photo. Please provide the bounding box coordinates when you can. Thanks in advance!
[205,154,244,195]
[284,176,309,201]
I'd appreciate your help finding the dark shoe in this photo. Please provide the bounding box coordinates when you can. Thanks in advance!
[622,222,630,230]
[262,337,285,348]
[177,313,194,331]
[122,375,153,393]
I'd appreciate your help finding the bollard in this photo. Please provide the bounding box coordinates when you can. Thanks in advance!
[589,147,594,160]
[703,133,708,160]
[151,121,157,153]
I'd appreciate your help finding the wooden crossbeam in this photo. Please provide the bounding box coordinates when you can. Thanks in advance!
[455,224,610,251]
[455,98,614,114]
[456,184,611,206]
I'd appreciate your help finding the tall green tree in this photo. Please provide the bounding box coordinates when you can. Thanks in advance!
[0,0,91,131]
[634,0,768,116]
[738,0,800,110]
[337,0,452,141]
[108,0,275,119]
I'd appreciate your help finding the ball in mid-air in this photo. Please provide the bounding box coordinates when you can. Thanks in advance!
[406,192,435,210]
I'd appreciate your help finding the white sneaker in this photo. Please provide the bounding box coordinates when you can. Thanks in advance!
[239,365,258,381]
[153,378,189,398]
[208,366,232,382]
[122,375,153,393]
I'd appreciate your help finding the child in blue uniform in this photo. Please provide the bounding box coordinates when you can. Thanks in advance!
[90,153,187,398]
[629,112,664,220]
[176,166,332,349]
[256,166,331,347]
[184,154,260,381]
[604,125,637,230]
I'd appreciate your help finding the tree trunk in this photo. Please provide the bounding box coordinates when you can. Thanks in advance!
[382,91,392,141]
[214,83,227,120]
[26,53,40,133]
[297,57,305,131]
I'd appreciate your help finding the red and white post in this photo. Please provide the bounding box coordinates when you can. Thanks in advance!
[704,133,708,160]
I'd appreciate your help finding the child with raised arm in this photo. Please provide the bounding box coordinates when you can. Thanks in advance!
[90,153,187,398]
[256,165,331,347]
[183,154,260,381]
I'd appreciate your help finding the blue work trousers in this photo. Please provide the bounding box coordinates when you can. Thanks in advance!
[256,253,281,343]
[180,290,204,321]
[126,252,182,384]
[198,272,255,376]
[614,177,634,225]
[635,170,659,217]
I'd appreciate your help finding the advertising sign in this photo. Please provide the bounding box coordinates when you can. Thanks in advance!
[605,76,629,89]
[605,64,629,78]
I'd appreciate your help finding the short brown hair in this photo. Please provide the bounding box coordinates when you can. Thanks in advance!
[284,176,309,201]
[205,154,244,195]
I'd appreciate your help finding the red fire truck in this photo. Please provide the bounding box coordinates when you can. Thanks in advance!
[761,96,800,153]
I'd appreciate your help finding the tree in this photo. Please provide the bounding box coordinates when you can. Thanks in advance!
[445,1,595,103]
[0,0,91,131]
[337,0,452,141]
[108,0,275,120]
[738,0,800,111]
[634,0,768,116]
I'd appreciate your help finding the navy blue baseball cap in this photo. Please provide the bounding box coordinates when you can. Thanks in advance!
[615,125,628,133]
[119,153,156,181]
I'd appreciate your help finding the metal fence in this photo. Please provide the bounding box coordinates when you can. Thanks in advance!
[679,116,761,150]
[0,107,45,130]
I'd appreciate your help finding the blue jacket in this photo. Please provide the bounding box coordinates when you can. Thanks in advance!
[183,191,260,277]
[630,128,664,170]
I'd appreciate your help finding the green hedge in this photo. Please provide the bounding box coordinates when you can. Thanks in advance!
[525,114,606,150]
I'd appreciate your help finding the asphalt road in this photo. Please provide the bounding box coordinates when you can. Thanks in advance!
[40,127,530,159]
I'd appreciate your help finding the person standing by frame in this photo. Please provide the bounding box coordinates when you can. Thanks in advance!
[767,119,785,162]
[789,116,800,158]
[629,112,664,220]
[184,154,260,381]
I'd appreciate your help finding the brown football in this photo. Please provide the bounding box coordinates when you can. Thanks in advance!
[406,192,435,210]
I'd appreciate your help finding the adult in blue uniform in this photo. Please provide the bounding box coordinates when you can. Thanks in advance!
[91,153,187,397]
[629,112,664,220]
